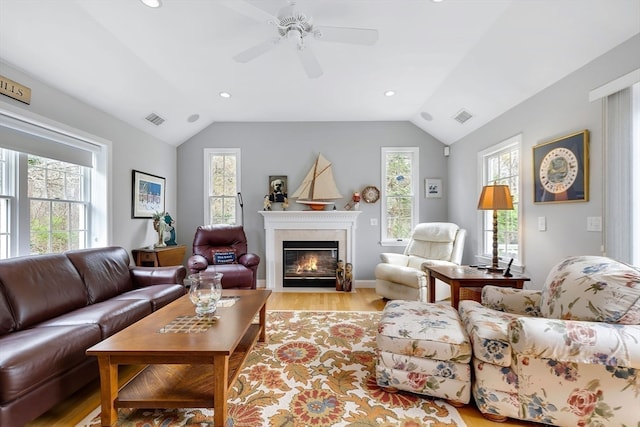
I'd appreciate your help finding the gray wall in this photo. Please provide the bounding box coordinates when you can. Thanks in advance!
[448,34,640,288]
[0,61,178,254]
[176,122,448,281]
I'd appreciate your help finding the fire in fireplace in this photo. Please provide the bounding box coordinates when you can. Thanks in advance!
[283,240,339,287]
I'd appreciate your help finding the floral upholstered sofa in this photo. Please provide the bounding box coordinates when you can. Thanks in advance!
[459,255,640,426]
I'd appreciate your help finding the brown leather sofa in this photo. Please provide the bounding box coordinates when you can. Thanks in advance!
[0,246,186,427]
[187,225,260,289]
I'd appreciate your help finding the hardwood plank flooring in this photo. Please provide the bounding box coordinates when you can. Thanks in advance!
[27,288,534,427]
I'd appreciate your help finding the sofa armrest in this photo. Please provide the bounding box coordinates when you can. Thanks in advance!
[238,252,260,268]
[509,317,640,368]
[187,254,208,273]
[379,253,409,266]
[481,285,542,316]
[130,265,187,287]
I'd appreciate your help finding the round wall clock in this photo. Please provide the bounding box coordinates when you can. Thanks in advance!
[361,186,380,203]
[538,147,578,194]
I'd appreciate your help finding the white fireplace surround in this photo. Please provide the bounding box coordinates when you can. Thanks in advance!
[258,211,361,290]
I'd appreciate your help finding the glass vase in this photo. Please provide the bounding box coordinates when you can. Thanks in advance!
[188,272,223,316]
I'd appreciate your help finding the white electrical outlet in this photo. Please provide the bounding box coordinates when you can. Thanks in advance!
[370,218,378,226]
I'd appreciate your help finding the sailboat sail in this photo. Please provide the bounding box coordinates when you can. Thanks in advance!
[291,153,343,201]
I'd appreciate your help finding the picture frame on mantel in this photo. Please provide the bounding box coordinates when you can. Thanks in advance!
[132,169,165,218]
[533,130,589,204]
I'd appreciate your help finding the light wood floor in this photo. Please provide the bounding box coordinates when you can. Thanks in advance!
[27,288,535,427]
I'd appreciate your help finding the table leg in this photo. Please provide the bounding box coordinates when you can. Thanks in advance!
[427,272,436,304]
[213,354,229,427]
[259,303,267,343]
[450,281,461,309]
[97,356,118,426]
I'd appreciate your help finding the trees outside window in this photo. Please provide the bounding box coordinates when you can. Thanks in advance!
[205,148,241,225]
[381,147,419,245]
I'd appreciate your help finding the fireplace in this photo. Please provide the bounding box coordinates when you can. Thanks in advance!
[283,240,338,288]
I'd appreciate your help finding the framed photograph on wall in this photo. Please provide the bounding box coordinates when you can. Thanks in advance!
[268,175,288,203]
[132,170,165,218]
[533,130,589,203]
[425,178,442,198]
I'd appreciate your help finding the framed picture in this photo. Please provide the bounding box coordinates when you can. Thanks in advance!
[132,170,165,218]
[268,175,288,203]
[425,178,442,198]
[533,130,589,203]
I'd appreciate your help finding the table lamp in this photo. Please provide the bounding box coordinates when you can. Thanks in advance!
[477,184,513,273]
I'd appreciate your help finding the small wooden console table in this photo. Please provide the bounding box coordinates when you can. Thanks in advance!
[132,245,186,267]
[423,264,530,309]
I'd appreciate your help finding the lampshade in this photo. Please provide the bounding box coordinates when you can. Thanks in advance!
[477,185,514,211]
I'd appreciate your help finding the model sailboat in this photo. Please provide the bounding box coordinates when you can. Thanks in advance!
[290,153,343,210]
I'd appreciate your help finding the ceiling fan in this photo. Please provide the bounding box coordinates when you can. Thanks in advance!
[221,0,379,78]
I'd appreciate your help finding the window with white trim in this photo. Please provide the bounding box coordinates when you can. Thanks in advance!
[28,155,90,254]
[204,148,241,225]
[478,135,521,266]
[0,148,14,258]
[381,147,419,245]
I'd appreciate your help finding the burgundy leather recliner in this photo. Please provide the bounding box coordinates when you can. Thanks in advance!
[187,224,260,289]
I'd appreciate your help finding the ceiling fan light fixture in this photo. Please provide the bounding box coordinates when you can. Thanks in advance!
[140,0,161,8]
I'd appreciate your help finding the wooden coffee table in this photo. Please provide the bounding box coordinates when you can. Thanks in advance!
[86,289,271,427]
[422,264,529,309]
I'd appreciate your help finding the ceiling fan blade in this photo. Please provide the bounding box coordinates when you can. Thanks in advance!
[298,45,323,79]
[218,0,276,24]
[314,26,379,45]
[233,37,282,63]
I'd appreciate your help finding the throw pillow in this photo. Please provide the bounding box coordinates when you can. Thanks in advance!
[539,255,640,324]
[211,248,237,265]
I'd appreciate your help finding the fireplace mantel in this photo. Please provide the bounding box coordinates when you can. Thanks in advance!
[259,210,361,290]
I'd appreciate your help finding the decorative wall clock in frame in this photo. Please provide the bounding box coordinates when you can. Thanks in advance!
[533,130,589,203]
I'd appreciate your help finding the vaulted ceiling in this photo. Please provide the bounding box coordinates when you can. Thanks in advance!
[1,0,638,146]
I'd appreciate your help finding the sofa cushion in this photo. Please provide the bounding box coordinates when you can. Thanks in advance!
[38,299,151,338]
[66,247,135,303]
[0,324,101,402]
[0,254,88,329]
[114,284,185,311]
[539,256,640,324]
[377,300,471,363]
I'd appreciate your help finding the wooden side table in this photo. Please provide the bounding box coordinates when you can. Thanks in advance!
[132,245,186,267]
[422,264,530,309]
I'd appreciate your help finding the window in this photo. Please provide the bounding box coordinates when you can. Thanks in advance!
[204,148,241,225]
[381,147,419,245]
[478,135,521,266]
[28,155,90,254]
[1,107,108,259]
[0,149,14,258]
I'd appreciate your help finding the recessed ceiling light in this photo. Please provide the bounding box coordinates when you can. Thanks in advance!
[140,0,161,8]
[219,92,232,99]
[384,90,395,97]
[420,112,433,121]
[187,114,200,123]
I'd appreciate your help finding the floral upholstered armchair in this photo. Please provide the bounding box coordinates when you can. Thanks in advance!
[459,255,640,426]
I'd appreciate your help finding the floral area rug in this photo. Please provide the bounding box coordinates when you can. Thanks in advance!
[78,310,467,427]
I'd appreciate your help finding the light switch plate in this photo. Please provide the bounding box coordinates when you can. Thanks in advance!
[370,218,378,226]
[537,216,546,231]
[587,216,602,232]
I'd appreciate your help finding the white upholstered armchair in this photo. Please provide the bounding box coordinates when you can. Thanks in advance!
[375,222,466,302]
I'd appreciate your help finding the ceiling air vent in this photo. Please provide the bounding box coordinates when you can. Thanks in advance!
[145,112,165,126]
[453,109,473,124]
